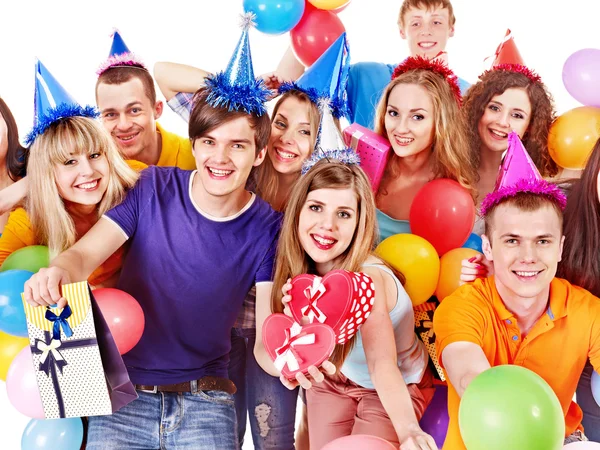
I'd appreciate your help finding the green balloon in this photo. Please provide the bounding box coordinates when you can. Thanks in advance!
[0,245,50,273]
[459,365,565,450]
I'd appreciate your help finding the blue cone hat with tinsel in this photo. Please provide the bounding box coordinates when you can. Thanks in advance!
[97,30,146,76]
[302,99,359,175]
[280,32,350,119]
[25,60,98,146]
[204,13,270,116]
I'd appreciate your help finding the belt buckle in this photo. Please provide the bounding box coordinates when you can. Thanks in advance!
[138,385,158,394]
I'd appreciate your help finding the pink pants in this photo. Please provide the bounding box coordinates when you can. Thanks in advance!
[306,369,435,449]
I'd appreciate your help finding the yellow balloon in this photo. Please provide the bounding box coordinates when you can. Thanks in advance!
[308,0,350,11]
[548,106,600,169]
[436,247,481,302]
[0,330,29,381]
[376,234,440,306]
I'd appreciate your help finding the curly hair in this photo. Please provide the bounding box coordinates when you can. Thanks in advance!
[462,69,558,179]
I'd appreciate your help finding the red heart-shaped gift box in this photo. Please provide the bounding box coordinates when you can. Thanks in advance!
[289,270,375,344]
[262,313,335,380]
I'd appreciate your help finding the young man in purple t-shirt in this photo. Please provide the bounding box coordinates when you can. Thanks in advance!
[23,87,282,449]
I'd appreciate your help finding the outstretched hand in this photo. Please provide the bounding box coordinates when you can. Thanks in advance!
[279,360,337,390]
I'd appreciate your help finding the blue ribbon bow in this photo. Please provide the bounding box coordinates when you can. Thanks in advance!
[45,305,74,340]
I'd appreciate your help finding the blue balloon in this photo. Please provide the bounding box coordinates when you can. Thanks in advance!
[22,418,83,450]
[462,233,483,253]
[0,270,34,337]
[592,370,600,406]
[243,0,305,35]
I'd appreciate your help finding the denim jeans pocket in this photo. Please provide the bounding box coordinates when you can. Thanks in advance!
[193,389,235,406]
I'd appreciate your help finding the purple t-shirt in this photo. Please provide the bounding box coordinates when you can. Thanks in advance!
[104,166,282,385]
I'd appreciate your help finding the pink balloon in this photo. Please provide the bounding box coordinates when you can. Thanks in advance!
[563,443,600,449]
[6,346,45,418]
[322,435,396,449]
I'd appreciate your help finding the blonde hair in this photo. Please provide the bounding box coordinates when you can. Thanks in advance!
[374,70,477,200]
[27,117,138,255]
[253,90,321,211]
[271,160,402,368]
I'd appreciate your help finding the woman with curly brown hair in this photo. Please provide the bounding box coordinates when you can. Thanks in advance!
[462,65,559,208]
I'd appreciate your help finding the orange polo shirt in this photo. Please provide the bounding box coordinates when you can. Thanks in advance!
[434,276,600,450]
[0,160,147,287]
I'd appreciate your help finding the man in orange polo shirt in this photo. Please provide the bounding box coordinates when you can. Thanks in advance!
[434,183,600,448]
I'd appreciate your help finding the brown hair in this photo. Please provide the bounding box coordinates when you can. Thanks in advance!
[556,139,600,296]
[0,98,27,180]
[253,90,320,211]
[189,88,271,155]
[398,0,456,27]
[271,160,404,369]
[374,69,478,200]
[462,69,559,179]
[483,192,564,237]
[96,67,157,105]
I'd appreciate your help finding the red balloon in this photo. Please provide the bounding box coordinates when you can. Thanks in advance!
[290,4,345,67]
[409,179,475,256]
[93,288,145,355]
[322,435,395,449]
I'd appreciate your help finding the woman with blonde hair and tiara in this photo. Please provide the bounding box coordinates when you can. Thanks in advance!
[373,57,477,240]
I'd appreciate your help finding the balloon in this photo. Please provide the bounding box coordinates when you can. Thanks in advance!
[376,234,440,306]
[0,269,34,337]
[592,370,600,406]
[93,288,145,355]
[290,5,345,67]
[6,346,45,418]
[308,0,350,10]
[419,384,449,448]
[0,245,49,273]
[436,248,481,301]
[462,233,483,253]
[563,49,600,107]
[322,434,395,449]
[409,179,475,256]
[459,365,565,450]
[0,329,29,380]
[22,417,83,450]
[564,443,600,449]
[548,106,600,169]
[243,0,305,35]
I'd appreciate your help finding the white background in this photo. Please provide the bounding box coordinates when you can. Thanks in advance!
[0,0,599,448]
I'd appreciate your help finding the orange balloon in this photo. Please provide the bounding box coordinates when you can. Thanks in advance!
[435,248,481,301]
[308,0,350,10]
[0,330,29,381]
[548,106,600,169]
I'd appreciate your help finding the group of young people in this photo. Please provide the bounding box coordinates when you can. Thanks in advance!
[1,0,600,449]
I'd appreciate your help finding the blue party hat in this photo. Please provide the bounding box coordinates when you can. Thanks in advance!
[25,60,98,146]
[204,13,270,116]
[302,99,359,175]
[280,32,350,118]
[97,30,146,76]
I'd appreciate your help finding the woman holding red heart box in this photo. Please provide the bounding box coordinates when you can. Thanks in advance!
[266,158,437,450]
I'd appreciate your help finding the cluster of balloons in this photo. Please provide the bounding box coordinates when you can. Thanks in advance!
[243,0,349,66]
[376,179,478,305]
[550,48,600,170]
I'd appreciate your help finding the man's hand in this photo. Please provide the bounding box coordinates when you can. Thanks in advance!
[23,267,71,308]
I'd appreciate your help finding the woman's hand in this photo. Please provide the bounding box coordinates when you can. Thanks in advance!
[460,254,493,284]
[281,278,293,317]
[279,361,337,390]
[399,427,438,450]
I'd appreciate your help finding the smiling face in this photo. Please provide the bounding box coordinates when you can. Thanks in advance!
[298,187,358,274]
[400,6,454,59]
[53,149,110,207]
[478,87,532,154]
[192,116,265,198]
[384,83,435,158]
[268,96,314,175]
[483,202,564,303]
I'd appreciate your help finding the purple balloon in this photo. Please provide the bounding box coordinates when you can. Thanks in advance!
[419,385,449,449]
[563,48,600,107]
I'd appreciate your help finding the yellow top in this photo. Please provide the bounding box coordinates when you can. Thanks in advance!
[155,122,195,170]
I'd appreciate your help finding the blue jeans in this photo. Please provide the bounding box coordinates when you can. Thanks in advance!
[577,360,600,442]
[228,327,299,450]
[86,389,238,450]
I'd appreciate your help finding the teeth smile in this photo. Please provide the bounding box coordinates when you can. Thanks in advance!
[515,271,539,277]
[314,235,335,246]
[396,137,414,144]
[419,42,436,48]
[276,148,297,159]
[118,134,137,141]
[491,130,508,138]
[77,180,98,189]
[209,168,233,177]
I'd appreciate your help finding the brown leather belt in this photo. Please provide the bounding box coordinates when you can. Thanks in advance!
[135,376,236,395]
